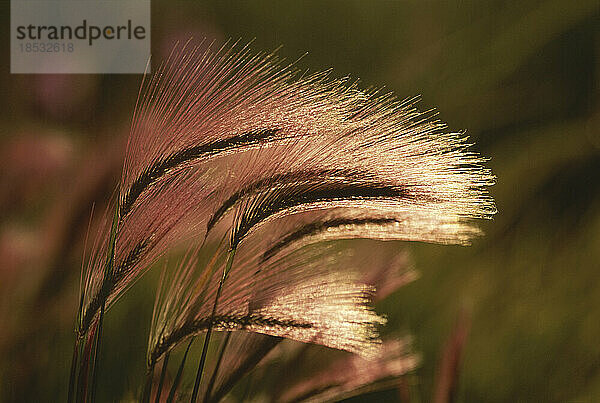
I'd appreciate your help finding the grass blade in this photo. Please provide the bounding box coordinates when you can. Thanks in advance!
[141,361,155,403]
[208,336,281,403]
[203,332,231,402]
[76,320,97,403]
[190,249,236,403]
[155,352,170,403]
[67,336,81,403]
[89,303,104,403]
[166,338,194,403]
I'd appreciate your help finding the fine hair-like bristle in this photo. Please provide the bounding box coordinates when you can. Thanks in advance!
[75,40,495,401]
[79,40,495,333]
[279,339,419,403]
[148,239,387,365]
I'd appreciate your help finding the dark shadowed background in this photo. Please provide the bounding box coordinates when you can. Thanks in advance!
[1,1,599,401]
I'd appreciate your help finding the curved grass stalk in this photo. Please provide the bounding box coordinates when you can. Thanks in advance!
[140,361,155,403]
[166,338,194,403]
[154,352,169,403]
[206,335,282,403]
[203,332,231,402]
[190,247,237,403]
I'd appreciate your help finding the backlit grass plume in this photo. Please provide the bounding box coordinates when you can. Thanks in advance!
[149,242,418,402]
[148,241,385,366]
[70,39,495,402]
[280,339,419,403]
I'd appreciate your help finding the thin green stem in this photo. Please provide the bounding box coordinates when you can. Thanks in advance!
[167,338,194,403]
[88,204,118,402]
[89,304,104,403]
[155,352,170,403]
[67,336,81,403]
[190,248,237,403]
[203,332,231,402]
[208,336,281,403]
[141,361,156,403]
[76,320,98,403]
[69,262,86,402]
[71,202,118,402]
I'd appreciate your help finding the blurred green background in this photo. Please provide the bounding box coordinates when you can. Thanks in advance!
[1,0,599,401]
